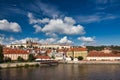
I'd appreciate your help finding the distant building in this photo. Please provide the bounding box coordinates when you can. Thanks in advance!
[101,47,112,53]
[6,40,71,49]
[3,48,29,60]
[87,48,120,61]
[67,47,88,60]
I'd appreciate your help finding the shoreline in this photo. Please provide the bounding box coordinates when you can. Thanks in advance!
[1,61,120,69]
[0,62,40,69]
[60,61,120,64]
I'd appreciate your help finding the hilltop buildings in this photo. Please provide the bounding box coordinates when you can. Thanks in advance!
[6,40,70,49]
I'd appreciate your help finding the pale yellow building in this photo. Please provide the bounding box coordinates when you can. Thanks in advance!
[3,48,29,60]
[67,47,88,60]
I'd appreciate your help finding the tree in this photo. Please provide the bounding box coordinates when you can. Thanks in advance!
[0,46,4,63]
[51,55,55,59]
[17,56,24,62]
[4,57,11,62]
[77,56,83,60]
[28,54,35,62]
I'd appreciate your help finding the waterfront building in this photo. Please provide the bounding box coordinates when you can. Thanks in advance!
[67,47,88,60]
[3,48,29,60]
[87,50,120,61]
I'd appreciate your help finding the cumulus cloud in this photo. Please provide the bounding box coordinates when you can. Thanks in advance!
[0,19,21,32]
[64,17,76,25]
[45,32,57,37]
[78,36,95,42]
[0,36,16,44]
[28,13,50,24]
[33,25,42,33]
[28,13,85,36]
[42,17,85,35]
[57,36,73,44]
[39,38,57,44]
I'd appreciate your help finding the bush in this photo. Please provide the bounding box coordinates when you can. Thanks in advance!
[51,55,55,59]
[70,56,74,61]
[24,64,29,68]
[77,56,83,60]
[28,54,35,62]
[17,56,25,62]
[4,57,11,62]
[0,46,4,63]
[35,63,40,67]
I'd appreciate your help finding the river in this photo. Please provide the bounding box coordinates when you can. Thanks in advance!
[0,64,120,80]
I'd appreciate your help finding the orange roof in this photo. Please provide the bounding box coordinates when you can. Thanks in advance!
[3,48,29,54]
[88,52,120,57]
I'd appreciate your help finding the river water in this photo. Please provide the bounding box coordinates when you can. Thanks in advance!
[0,64,120,80]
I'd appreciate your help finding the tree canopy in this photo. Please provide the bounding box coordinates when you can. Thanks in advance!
[0,46,4,63]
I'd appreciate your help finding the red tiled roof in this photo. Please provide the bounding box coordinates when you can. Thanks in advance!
[3,48,29,54]
[88,52,120,57]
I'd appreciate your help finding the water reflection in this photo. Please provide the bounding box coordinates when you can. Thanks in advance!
[0,64,120,80]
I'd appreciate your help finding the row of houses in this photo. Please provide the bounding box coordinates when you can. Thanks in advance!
[3,46,120,61]
[3,47,88,61]
[87,48,120,61]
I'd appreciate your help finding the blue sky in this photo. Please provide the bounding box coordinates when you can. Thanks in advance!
[0,0,120,46]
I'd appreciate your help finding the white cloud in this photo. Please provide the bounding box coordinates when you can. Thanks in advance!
[0,36,16,44]
[37,1,61,18]
[39,38,57,44]
[78,36,95,42]
[33,25,42,33]
[45,32,57,37]
[28,13,50,24]
[77,14,119,23]
[64,17,76,25]
[57,36,73,44]
[28,13,85,35]
[42,17,85,35]
[0,19,21,32]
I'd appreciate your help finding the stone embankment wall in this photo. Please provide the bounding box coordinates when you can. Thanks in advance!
[66,61,120,64]
[0,62,40,68]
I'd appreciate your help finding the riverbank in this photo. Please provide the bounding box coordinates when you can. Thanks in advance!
[61,61,120,64]
[0,62,40,69]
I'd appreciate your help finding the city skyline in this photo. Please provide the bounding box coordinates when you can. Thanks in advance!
[0,0,120,46]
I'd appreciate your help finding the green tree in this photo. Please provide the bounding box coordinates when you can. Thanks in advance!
[17,56,24,62]
[51,55,55,59]
[4,57,11,62]
[0,46,4,63]
[28,54,35,62]
[77,56,83,60]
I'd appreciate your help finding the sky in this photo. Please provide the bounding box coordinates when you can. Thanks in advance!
[0,0,120,46]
